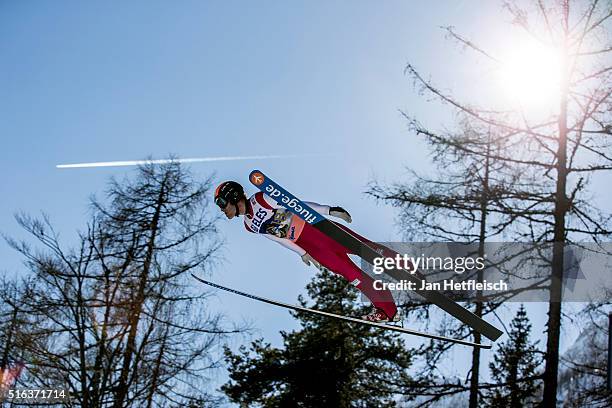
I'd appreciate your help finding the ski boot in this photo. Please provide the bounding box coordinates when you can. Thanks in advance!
[361,307,401,323]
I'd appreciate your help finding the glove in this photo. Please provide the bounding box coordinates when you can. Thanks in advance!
[301,253,328,272]
[329,206,352,223]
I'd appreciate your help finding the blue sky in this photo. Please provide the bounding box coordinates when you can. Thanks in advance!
[1,0,603,400]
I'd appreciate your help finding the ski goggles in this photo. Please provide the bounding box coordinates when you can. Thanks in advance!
[215,197,229,209]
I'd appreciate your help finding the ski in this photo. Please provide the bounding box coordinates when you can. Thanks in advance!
[191,274,492,349]
[248,170,504,342]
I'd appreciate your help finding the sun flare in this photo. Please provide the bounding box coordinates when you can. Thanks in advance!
[499,41,563,111]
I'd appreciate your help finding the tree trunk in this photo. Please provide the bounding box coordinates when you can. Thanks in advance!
[113,184,165,408]
[469,135,490,408]
[542,5,569,404]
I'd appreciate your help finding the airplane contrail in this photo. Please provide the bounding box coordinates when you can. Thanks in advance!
[56,154,320,169]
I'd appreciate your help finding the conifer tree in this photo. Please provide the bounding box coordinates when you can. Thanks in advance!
[484,305,542,407]
[222,270,417,408]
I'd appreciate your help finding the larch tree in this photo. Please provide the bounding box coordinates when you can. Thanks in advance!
[3,161,245,407]
[375,1,611,405]
[368,114,536,407]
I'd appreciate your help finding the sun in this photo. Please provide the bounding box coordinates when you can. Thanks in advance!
[498,40,563,112]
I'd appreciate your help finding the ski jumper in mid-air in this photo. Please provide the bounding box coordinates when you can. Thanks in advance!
[214,181,399,322]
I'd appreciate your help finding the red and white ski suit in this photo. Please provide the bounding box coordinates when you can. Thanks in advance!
[244,192,398,318]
